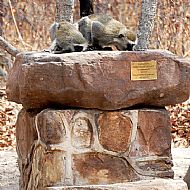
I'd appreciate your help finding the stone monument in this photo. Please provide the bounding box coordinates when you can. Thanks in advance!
[6,50,189,190]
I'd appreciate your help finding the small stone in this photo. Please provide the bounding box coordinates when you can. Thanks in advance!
[71,117,93,148]
[72,152,139,185]
[37,110,66,144]
[129,109,172,157]
[97,112,132,153]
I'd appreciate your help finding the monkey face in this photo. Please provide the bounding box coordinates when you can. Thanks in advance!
[113,36,134,51]
[126,43,135,51]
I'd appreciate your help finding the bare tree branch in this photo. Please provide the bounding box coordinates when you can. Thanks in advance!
[0,36,20,57]
[8,0,32,49]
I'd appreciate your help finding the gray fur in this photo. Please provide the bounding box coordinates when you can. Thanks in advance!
[77,14,136,51]
[48,21,87,53]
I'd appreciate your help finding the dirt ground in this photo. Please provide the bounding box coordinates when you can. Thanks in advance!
[0,80,19,190]
[0,150,19,190]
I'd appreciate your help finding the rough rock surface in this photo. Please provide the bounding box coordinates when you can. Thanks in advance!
[46,179,188,190]
[16,108,173,189]
[6,50,190,110]
[184,166,190,189]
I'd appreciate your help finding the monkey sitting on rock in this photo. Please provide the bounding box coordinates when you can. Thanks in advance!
[77,14,137,51]
[48,21,88,53]
[48,14,136,53]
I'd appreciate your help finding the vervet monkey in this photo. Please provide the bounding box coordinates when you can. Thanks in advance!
[49,21,88,53]
[77,14,137,51]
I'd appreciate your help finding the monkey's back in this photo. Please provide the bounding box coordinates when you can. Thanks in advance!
[78,14,136,51]
[56,21,87,48]
[88,14,113,25]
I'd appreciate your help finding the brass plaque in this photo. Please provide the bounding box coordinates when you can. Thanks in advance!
[131,60,157,81]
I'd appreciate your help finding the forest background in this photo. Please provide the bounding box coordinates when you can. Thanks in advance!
[0,0,190,149]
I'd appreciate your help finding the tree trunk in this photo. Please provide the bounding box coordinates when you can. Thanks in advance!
[95,0,109,14]
[79,0,94,18]
[55,0,74,23]
[134,0,158,51]
[0,0,3,36]
[0,0,6,80]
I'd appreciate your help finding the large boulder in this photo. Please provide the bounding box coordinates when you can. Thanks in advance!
[6,50,190,110]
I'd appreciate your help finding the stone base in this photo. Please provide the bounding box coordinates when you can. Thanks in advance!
[46,179,188,190]
[16,108,173,189]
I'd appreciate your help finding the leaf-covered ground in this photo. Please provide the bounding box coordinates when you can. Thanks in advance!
[0,87,22,150]
[167,100,190,148]
[0,80,190,150]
